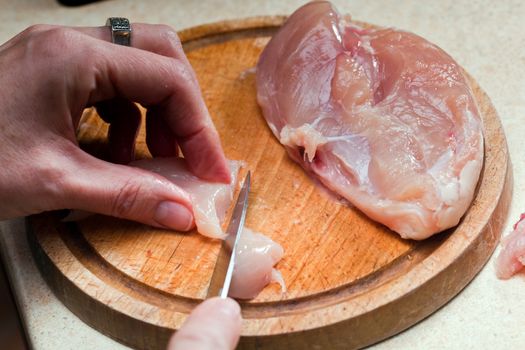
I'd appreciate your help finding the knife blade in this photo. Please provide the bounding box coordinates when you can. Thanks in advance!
[206,171,251,299]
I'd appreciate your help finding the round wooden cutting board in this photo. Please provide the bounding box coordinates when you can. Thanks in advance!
[28,17,512,350]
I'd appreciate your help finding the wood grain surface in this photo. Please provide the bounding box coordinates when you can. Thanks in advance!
[27,17,512,350]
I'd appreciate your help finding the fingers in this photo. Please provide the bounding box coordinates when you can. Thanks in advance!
[73,23,188,62]
[91,40,229,182]
[168,298,242,350]
[61,146,195,231]
[73,24,231,182]
[96,98,141,164]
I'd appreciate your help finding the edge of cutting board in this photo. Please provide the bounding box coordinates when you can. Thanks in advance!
[27,16,512,350]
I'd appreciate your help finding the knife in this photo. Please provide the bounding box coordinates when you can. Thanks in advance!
[206,171,251,299]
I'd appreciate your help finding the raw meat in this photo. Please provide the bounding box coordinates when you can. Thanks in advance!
[227,227,285,299]
[495,214,525,279]
[256,1,484,239]
[131,157,239,239]
[131,157,285,298]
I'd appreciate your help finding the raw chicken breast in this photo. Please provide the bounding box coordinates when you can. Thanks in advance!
[495,214,525,279]
[227,227,285,299]
[256,1,484,239]
[130,157,285,298]
[131,157,240,239]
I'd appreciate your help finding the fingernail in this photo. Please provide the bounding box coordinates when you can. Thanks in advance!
[154,201,194,231]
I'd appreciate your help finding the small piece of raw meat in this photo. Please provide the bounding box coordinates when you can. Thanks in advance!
[256,1,484,239]
[496,214,525,279]
[227,227,285,299]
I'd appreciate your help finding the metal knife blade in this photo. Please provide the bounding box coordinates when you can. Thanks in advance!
[206,171,251,299]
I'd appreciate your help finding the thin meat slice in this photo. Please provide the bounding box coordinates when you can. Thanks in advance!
[131,157,285,298]
[256,1,484,239]
[496,214,525,279]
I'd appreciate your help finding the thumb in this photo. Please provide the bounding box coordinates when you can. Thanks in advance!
[62,150,195,231]
[168,297,242,350]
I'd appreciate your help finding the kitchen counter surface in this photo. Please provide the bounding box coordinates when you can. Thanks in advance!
[0,0,524,349]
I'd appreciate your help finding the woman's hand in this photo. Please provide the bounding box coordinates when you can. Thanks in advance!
[168,297,242,350]
[0,23,231,230]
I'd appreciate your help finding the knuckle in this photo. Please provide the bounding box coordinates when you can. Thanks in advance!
[21,24,54,37]
[41,27,78,48]
[147,23,185,59]
[14,27,84,83]
[170,60,194,83]
[158,24,182,48]
[23,27,80,62]
[156,23,177,35]
[111,179,143,218]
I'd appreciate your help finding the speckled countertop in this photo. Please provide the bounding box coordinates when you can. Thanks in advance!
[0,0,524,349]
